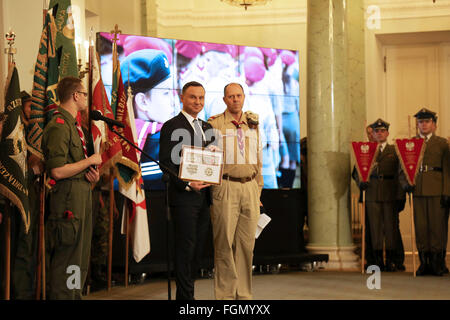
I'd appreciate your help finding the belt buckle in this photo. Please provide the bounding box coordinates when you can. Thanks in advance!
[420,165,427,173]
[240,177,246,183]
[378,174,384,179]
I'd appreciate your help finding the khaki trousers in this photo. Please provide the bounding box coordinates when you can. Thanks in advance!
[210,179,260,300]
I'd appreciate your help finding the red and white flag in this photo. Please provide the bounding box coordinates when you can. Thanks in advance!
[91,51,122,174]
[351,141,379,182]
[119,89,150,263]
[394,138,426,186]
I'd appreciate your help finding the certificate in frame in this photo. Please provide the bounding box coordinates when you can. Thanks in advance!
[179,145,224,185]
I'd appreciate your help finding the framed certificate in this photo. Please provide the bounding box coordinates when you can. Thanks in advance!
[179,145,224,185]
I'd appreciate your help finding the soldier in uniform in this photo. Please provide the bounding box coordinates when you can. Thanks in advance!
[400,108,449,276]
[208,83,263,300]
[356,119,403,271]
[42,76,102,299]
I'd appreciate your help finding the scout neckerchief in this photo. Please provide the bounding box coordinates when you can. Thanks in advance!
[231,118,245,156]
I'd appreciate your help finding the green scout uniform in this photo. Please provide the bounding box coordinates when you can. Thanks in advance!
[208,110,263,300]
[42,107,93,299]
[400,108,450,276]
[89,176,110,288]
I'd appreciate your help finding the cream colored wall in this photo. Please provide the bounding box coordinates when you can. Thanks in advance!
[86,0,142,36]
[0,0,141,102]
[364,0,450,141]
[1,0,43,101]
[155,0,308,137]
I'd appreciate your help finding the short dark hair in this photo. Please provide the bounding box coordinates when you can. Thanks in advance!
[57,76,82,103]
[223,83,244,97]
[182,81,204,95]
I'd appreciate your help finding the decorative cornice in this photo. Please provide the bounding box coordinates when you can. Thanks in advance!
[365,0,450,20]
[156,5,306,28]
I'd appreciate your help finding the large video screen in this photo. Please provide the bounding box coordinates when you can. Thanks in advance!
[97,33,301,190]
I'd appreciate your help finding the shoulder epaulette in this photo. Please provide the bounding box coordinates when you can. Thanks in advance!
[56,117,65,124]
[207,113,223,122]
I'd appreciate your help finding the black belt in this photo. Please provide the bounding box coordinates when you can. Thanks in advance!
[223,173,257,183]
[370,174,394,180]
[419,165,442,173]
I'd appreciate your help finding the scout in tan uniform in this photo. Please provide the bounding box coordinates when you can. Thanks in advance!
[356,119,404,271]
[208,83,263,300]
[400,108,449,276]
[42,77,102,299]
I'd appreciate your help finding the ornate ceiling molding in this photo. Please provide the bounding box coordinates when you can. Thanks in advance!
[156,5,306,28]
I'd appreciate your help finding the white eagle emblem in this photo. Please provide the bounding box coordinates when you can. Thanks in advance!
[360,144,369,153]
[406,142,414,151]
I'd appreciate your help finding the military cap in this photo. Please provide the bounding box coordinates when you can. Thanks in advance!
[414,107,437,121]
[369,118,390,130]
[120,49,171,93]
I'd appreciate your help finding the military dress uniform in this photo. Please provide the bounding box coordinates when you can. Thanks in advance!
[400,108,450,276]
[208,110,263,300]
[356,119,404,271]
[42,107,93,299]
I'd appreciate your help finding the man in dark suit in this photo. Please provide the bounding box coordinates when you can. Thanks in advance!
[159,81,216,300]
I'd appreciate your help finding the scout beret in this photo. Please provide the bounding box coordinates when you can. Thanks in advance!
[414,108,437,121]
[124,36,173,64]
[120,49,171,93]
[369,118,390,130]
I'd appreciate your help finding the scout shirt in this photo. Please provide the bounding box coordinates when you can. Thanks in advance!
[42,107,88,180]
[208,110,264,191]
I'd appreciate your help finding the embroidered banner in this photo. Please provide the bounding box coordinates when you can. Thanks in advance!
[394,138,426,186]
[351,141,379,183]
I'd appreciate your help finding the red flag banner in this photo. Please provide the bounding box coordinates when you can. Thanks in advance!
[394,138,426,186]
[351,141,379,183]
[91,52,122,175]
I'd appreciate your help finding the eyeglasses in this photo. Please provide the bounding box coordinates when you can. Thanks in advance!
[75,91,88,97]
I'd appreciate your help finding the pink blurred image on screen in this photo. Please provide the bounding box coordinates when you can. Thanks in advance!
[97,33,300,190]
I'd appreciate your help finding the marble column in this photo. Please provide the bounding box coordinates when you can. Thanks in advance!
[306,0,362,270]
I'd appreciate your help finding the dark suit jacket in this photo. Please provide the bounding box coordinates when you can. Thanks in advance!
[159,112,216,206]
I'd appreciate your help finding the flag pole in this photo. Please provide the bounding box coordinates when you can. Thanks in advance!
[4,203,11,300]
[361,190,366,274]
[409,194,416,277]
[107,24,121,292]
[407,118,416,277]
[108,170,114,292]
[3,30,17,301]
[35,173,46,300]
[125,200,129,287]
[87,27,94,140]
